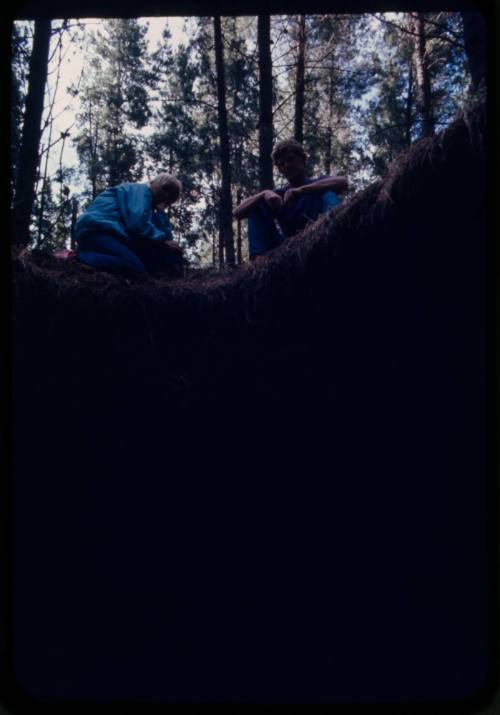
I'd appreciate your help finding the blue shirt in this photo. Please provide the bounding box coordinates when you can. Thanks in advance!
[275,176,332,238]
[75,183,171,244]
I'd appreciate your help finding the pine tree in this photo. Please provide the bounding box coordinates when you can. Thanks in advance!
[294,15,306,144]
[257,15,273,190]
[462,10,486,93]
[413,12,435,137]
[74,19,154,200]
[11,22,30,208]
[359,12,470,179]
[363,17,416,177]
[147,21,202,250]
[296,15,370,182]
[225,16,259,261]
[213,16,235,265]
[12,20,51,247]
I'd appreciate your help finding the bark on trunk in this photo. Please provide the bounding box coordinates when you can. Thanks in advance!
[462,10,486,93]
[258,15,274,190]
[294,15,306,144]
[324,72,334,175]
[12,20,51,247]
[405,56,413,147]
[213,16,235,266]
[236,188,242,264]
[70,197,78,250]
[413,13,434,138]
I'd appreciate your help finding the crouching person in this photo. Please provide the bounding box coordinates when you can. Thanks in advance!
[234,140,348,260]
[75,173,184,278]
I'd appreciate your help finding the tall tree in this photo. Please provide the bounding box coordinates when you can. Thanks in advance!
[257,15,274,190]
[361,16,417,177]
[461,10,486,93]
[74,19,154,201]
[11,23,30,208]
[148,22,203,249]
[34,23,68,248]
[294,15,306,143]
[225,17,259,263]
[213,15,235,265]
[413,13,435,137]
[404,56,414,147]
[11,20,51,247]
[301,14,370,180]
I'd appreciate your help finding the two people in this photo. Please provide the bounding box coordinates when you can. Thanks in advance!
[75,173,184,277]
[75,140,348,276]
[234,139,348,260]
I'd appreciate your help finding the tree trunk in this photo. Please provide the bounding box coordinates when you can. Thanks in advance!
[236,188,242,264]
[37,138,51,246]
[257,15,274,190]
[70,197,78,250]
[213,16,235,266]
[462,10,486,93]
[294,15,306,144]
[11,20,51,247]
[324,72,334,175]
[91,118,99,200]
[413,13,434,138]
[212,230,217,268]
[405,56,413,147]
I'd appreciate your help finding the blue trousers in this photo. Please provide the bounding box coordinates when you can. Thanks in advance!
[77,233,183,276]
[248,191,340,258]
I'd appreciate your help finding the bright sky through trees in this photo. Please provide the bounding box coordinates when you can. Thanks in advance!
[12,13,472,261]
[43,18,184,182]
[41,15,382,191]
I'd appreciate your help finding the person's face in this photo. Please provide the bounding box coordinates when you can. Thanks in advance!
[274,151,306,182]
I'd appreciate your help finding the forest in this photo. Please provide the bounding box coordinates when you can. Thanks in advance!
[11,10,486,266]
[7,6,492,706]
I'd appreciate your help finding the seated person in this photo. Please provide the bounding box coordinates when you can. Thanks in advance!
[233,140,348,260]
[75,173,184,277]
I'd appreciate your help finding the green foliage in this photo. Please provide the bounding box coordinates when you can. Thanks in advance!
[73,19,154,193]
[18,12,474,262]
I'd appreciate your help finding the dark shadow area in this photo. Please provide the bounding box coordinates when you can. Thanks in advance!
[7,100,494,705]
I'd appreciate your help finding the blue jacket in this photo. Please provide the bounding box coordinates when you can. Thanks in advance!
[75,183,171,244]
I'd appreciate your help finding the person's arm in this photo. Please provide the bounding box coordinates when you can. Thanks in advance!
[283,176,349,205]
[153,208,184,253]
[152,207,175,241]
[233,190,283,219]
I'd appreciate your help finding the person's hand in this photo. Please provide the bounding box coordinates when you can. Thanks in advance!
[263,190,283,214]
[283,187,302,206]
[165,240,183,254]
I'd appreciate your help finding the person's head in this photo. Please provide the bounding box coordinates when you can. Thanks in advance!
[149,173,182,207]
[271,140,307,183]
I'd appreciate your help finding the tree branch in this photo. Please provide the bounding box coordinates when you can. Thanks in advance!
[373,13,465,49]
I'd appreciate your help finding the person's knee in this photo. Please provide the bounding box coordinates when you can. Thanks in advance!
[322,191,341,212]
[248,201,274,224]
[121,254,148,275]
